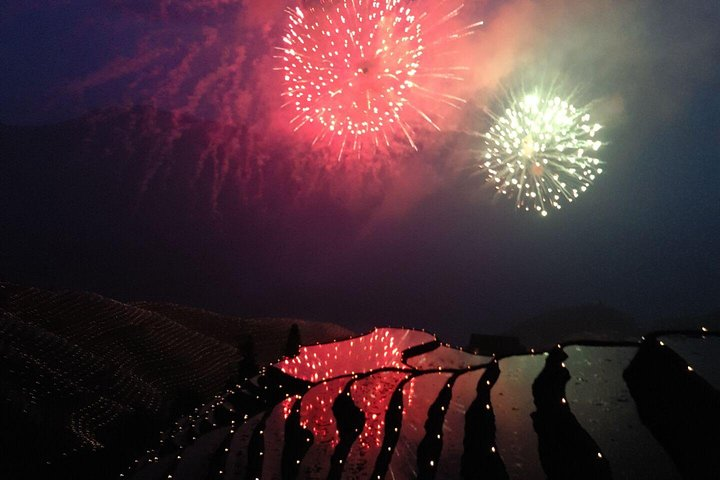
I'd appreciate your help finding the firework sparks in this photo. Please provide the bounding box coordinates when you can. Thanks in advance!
[479,89,604,216]
[278,0,482,159]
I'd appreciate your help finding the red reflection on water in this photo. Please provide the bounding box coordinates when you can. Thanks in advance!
[301,378,351,448]
[276,328,434,382]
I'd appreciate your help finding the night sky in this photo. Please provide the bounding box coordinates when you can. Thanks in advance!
[2,0,718,344]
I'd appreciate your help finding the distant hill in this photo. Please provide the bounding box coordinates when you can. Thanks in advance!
[507,304,641,349]
[133,302,353,365]
[639,310,720,333]
[0,106,375,332]
[0,106,284,321]
[0,282,352,480]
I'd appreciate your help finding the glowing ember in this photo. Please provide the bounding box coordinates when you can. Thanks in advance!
[278,0,482,158]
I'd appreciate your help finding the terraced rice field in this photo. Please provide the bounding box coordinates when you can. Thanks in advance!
[127,326,720,479]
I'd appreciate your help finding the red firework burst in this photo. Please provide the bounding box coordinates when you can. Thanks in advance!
[278,0,482,158]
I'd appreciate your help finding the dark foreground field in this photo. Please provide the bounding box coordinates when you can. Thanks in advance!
[1,283,719,480]
[0,283,350,480]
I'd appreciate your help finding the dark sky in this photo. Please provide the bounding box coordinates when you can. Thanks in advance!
[1,0,719,344]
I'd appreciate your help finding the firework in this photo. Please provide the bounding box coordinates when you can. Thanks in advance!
[278,0,482,159]
[479,89,604,216]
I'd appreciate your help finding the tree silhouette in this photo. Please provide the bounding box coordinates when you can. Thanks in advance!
[237,334,258,380]
[284,324,301,358]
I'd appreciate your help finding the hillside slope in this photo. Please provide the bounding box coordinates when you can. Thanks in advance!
[0,283,351,479]
[133,302,353,364]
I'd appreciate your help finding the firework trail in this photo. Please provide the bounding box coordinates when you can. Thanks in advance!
[479,87,604,216]
[277,0,483,159]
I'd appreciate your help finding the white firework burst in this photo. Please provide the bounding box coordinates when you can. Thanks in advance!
[480,90,604,216]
